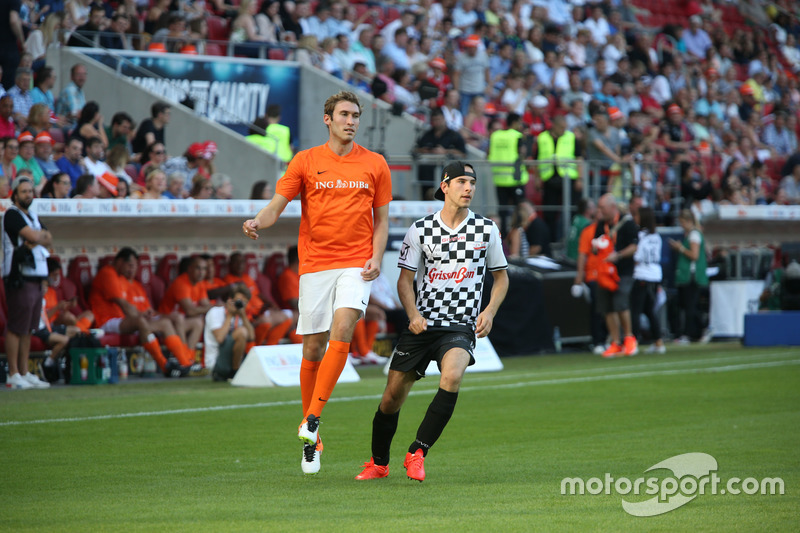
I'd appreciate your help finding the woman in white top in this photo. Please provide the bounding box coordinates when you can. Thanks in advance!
[25,12,63,66]
[631,207,666,352]
[231,0,270,57]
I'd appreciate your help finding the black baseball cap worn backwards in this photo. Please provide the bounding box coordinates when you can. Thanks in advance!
[435,161,477,201]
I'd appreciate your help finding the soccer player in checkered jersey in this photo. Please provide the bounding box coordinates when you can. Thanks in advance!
[243,91,392,475]
[356,161,509,482]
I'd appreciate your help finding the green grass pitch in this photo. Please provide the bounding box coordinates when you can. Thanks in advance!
[1,343,798,532]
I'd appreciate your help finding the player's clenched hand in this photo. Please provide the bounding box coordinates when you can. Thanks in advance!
[242,219,260,240]
[361,258,380,281]
[475,311,494,338]
[408,314,427,335]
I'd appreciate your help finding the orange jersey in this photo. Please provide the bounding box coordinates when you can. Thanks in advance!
[578,222,599,282]
[158,273,209,315]
[126,278,151,313]
[202,277,227,291]
[224,273,263,318]
[276,143,392,275]
[44,286,58,312]
[278,268,299,304]
[89,265,127,326]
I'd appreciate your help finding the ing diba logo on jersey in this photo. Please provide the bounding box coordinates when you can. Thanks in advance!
[428,267,476,284]
[314,179,370,189]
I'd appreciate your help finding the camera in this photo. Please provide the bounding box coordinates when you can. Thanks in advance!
[234,300,245,310]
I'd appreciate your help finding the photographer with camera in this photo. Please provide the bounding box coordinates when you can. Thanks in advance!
[203,282,255,382]
[2,177,53,389]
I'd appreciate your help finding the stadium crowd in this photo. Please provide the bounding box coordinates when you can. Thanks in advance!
[3,0,800,384]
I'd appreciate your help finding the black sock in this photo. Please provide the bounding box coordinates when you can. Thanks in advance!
[409,388,459,457]
[371,408,399,466]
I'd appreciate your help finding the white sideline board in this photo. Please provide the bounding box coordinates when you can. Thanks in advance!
[382,336,504,376]
[231,344,361,387]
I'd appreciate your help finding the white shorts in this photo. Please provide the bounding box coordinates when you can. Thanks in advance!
[297,268,372,335]
[99,317,123,334]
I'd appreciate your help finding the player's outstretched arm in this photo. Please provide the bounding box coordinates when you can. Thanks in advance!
[243,194,290,240]
[397,267,427,335]
[475,269,509,338]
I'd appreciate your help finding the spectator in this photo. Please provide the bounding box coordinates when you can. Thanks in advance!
[683,15,712,61]
[441,88,463,132]
[1,176,53,389]
[762,111,798,158]
[56,64,87,126]
[71,101,109,151]
[582,5,611,47]
[137,142,167,185]
[158,255,212,356]
[231,0,271,57]
[595,193,639,358]
[67,2,107,47]
[189,174,214,199]
[8,67,34,129]
[631,207,665,352]
[39,171,72,199]
[24,103,51,137]
[151,13,189,53]
[501,73,530,116]
[414,107,466,198]
[462,95,490,149]
[212,173,233,199]
[65,0,93,31]
[99,13,131,50]
[33,130,59,179]
[203,283,255,381]
[30,66,58,117]
[249,180,272,200]
[586,108,625,197]
[12,131,45,189]
[115,176,130,198]
[104,144,131,183]
[132,101,170,155]
[90,247,198,377]
[1,136,19,181]
[56,137,85,186]
[71,173,99,198]
[669,209,708,343]
[780,161,800,204]
[506,200,535,259]
[0,95,14,137]
[566,197,596,262]
[332,33,358,76]
[139,168,167,199]
[0,0,24,91]
[255,0,282,44]
[262,104,293,163]
[96,172,119,199]
[163,142,205,191]
[453,34,489,117]
[82,136,112,178]
[162,172,185,200]
[143,0,170,34]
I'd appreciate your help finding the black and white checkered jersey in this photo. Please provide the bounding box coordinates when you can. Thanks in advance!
[398,210,508,328]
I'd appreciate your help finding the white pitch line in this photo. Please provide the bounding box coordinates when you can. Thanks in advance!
[2,357,798,428]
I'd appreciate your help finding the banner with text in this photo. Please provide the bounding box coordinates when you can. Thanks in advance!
[81,51,300,136]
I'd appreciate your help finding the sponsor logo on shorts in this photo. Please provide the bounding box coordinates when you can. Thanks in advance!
[428,267,475,284]
[392,350,410,358]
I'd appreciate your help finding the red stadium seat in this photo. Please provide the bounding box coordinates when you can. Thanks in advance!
[204,43,224,56]
[136,253,165,310]
[48,127,64,145]
[156,253,179,285]
[97,255,115,270]
[206,16,229,41]
[268,48,285,60]
[213,253,229,279]
[66,255,93,311]
[263,252,286,306]
[243,253,259,281]
[255,273,278,307]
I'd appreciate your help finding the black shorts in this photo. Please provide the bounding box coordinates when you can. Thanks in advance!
[32,324,68,343]
[389,326,476,379]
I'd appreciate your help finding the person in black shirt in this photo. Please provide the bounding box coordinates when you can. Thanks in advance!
[414,107,467,199]
[132,101,171,155]
[595,193,639,357]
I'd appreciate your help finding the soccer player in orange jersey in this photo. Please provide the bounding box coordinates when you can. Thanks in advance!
[243,91,392,475]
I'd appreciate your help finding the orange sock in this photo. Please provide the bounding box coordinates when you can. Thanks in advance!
[255,323,272,345]
[288,330,303,344]
[300,358,321,415]
[351,320,367,356]
[365,320,380,353]
[165,335,192,366]
[75,316,92,334]
[265,318,292,345]
[306,340,349,418]
[143,338,167,370]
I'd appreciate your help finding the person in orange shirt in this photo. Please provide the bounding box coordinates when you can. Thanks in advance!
[243,90,392,476]
[199,253,227,301]
[158,255,211,354]
[223,251,294,346]
[89,247,197,377]
[45,257,94,333]
[573,213,608,355]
